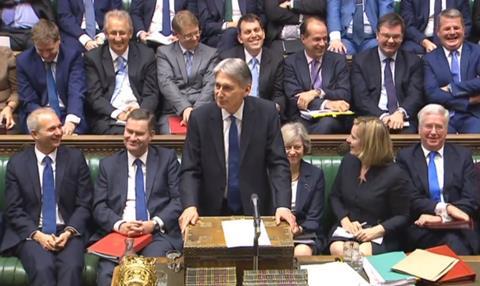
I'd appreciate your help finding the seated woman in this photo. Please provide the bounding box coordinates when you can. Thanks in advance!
[0,47,18,132]
[281,122,325,256]
[329,117,410,256]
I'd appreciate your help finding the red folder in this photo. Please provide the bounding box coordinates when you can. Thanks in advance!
[168,115,187,134]
[426,245,476,283]
[88,232,152,262]
[424,219,474,230]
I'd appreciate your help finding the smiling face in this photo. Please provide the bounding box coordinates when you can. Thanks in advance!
[346,124,362,156]
[285,138,304,168]
[106,17,132,56]
[437,16,464,51]
[419,113,447,151]
[237,19,265,56]
[301,19,328,59]
[123,118,153,157]
[31,111,63,154]
[377,24,403,58]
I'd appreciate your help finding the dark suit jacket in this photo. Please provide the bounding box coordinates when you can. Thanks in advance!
[16,45,88,133]
[284,50,350,121]
[198,0,264,46]
[219,46,286,117]
[423,41,480,117]
[0,146,92,252]
[472,0,480,42]
[264,0,326,43]
[57,0,122,39]
[130,0,197,37]
[400,0,471,45]
[0,0,54,29]
[84,42,159,134]
[180,96,291,216]
[396,143,479,219]
[295,160,324,235]
[350,47,424,118]
[92,146,182,249]
[330,154,410,236]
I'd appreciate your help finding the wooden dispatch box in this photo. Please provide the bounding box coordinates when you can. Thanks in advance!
[184,216,294,281]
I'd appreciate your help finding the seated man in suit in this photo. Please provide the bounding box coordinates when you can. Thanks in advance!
[178,58,298,233]
[156,10,217,134]
[0,107,92,286]
[400,0,471,54]
[219,13,286,121]
[351,13,423,133]
[424,8,480,133]
[17,19,88,135]
[130,0,197,45]
[85,10,158,134]
[198,0,264,51]
[284,16,350,134]
[264,0,326,56]
[327,0,393,55]
[93,109,183,286]
[0,0,54,51]
[57,0,122,52]
[397,104,480,254]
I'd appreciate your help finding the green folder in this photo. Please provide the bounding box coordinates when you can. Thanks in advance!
[364,251,416,284]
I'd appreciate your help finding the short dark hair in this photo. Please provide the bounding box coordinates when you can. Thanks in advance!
[172,10,199,35]
[300,16,327,37]
[237,13,264,34]
[437,8,464,30]
[377,12,405,35]
[127,109,155,132]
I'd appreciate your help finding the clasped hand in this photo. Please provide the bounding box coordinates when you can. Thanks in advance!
[119,220,155,237]
[34,231,72,251]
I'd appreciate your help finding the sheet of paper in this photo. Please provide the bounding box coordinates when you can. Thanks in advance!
[301,262,369,286]
[332,226,384,245]
[0,36,11,48]
[146,32,172,45]
[222,219,271,248]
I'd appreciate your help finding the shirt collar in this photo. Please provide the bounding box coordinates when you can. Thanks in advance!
[179,43,195,55]
[222,100,245,122]
[34,145,58,164]
[127,149,149,167]
[109,47,129,62]
[41,53,59,64]
[421,144,444,159]
[377,48,397,62]
[442,44,463,58]
[244,48,262,64]
[304,50,322,66]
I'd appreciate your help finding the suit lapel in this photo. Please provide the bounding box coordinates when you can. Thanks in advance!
[258,50,269,98]
[102,46,116,99]
[413,145,429,195]
[55,48,66,104]
[191,45,202,79]
[394,51,405,102]
[442,144,453,197]
[240,98,253,164]
[27,148,42,203]
[210,107,226,168]
[321,53,332,89]
[175,43,189,82]
[145,146,158,201]
[298,53,311,90]
[239,0,246,14]
[460,44,469,82]
[127,43,140,97]
[117,151,129,207]
[55,147,67,203]
[215,0,224,15]
[295,162,310,212]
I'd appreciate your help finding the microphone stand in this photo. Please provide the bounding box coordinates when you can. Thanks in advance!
[253,216,260,271]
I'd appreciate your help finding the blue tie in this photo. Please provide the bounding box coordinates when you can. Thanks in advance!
[451,50,460,84]
[227,115,241,213]
[42,156,56,234]
[84,0,96,38]
[162,0,171,36]
[310,59,322,91]
[250,58,259,97]
[46,63,61,117]
[352,0,364,46]
[134,159,148,221]
[111,57,127,103]
[384,58,398,114]
[428,151,441,203]
[185,51,193,79]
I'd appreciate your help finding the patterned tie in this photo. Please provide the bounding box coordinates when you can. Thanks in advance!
[352,0,364,45]
[162,0,171,36]
[111,57,127,103]
[224,0,233,22]
[384,58,398,114]
[434,0,442,34]
[310,59,322,91]
[249,58,259,97]
[46,63,61,117]
[451,50,460,84]
[428,151,441,203]
[134,159,148,221]
[185,51,193,78]
[227,115,241,213]
[2,8,15,26]
[42,156,56,234]
[84,0,96,38]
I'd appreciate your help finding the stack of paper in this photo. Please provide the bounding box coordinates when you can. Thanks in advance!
[427,245,476,283]
[363,251,417,286]
[300,262,369,286]
[392,249,458,282]
[300,109,354,120]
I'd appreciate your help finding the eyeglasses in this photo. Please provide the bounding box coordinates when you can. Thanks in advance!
[181,30,201,40]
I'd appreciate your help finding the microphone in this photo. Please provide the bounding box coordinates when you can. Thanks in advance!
[251,193,261,235]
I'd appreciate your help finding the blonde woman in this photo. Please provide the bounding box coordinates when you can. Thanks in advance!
[281,122,325,256]
[329,117,410,256]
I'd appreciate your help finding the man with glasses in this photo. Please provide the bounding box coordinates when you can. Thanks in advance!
[351,12,424,133]
[156,10,217,133]
[84,10,158,134]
